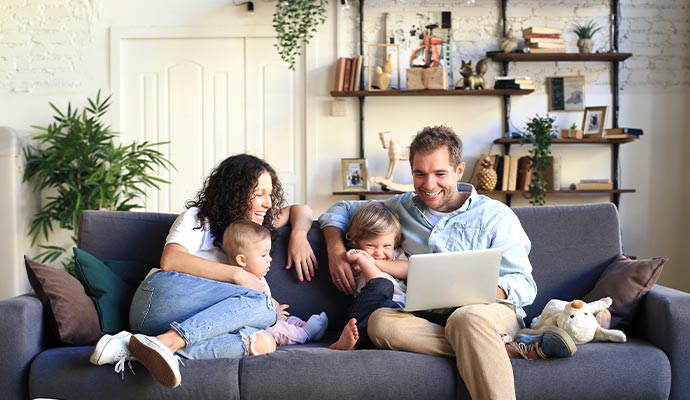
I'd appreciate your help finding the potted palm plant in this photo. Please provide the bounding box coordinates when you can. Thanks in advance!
[273,0,328,70]
[571,20,602,54]
[520,115,556,206]
[23,91,174,272]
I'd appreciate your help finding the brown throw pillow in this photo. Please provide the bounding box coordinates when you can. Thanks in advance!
[583,255,668,329]
[24,256,102,345]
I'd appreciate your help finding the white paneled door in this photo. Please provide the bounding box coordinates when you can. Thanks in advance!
[113,28,305,213]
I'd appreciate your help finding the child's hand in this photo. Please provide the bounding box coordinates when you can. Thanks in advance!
[277,303,290,319]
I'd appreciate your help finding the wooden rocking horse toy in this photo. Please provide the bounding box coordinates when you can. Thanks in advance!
[370,131,414,192]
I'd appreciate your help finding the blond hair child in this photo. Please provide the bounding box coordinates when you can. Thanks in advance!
[330,202,407,350]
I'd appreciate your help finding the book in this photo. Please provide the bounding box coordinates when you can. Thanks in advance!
[516,156,532,191]
[494,155,504,190]
[495,76,532,82]
[605,127,643,136]
[500,155,511,191]
[523,33,561,39]
[525,37,565,45]
[523,27,562,35]
[494,81,535,90]
[347,56,357,92]
[507,155,519,191]
[543,156,561,190]
[334,57,347,91]
[342,58,353,91]
[528,47,566,54]
[570,180,613,190]
[526,41,566,49]
[351,54,363,92]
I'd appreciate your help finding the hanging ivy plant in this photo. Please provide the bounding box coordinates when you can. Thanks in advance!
[273,0,328,70]
[520,114,556,206]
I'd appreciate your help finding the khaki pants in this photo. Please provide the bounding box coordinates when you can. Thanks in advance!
[368,303,520,400]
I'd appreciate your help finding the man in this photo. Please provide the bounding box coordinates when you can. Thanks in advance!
[319,126,576,399]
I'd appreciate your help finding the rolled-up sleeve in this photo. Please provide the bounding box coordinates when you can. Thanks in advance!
[494,209,537,310]
[318,200,370,231]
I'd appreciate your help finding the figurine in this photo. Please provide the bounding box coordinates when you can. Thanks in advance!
[375,54,394,90]
[500,31,519,53]
[378,131,409,180]
[460,59,487,90]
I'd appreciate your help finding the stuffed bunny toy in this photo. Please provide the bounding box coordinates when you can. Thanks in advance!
[531,297,627,344]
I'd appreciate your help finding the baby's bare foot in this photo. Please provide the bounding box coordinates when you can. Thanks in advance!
[329,318,359,351]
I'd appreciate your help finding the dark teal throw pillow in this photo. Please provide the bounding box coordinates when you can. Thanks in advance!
[73,248,151,333]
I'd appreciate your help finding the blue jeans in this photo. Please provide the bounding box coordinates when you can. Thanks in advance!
[129,271,277,359]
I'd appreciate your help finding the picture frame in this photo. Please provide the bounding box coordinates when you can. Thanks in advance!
[367,43,401,91]
[582,106,608,138]
[341,158,369,191]
[547,76,585,112]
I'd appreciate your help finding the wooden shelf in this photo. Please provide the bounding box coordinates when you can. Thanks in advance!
[494,137,638,145]
[333,189,636,197]
[480,189,636,195]
[487,52,633,63]
[330,88,534,97]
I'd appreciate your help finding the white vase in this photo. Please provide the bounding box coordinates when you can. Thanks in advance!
[577,38,594,54]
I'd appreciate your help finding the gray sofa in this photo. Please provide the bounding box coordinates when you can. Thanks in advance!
[2,203,688,399]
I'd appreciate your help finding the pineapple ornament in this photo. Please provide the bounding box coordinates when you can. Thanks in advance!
[476,154,498,191]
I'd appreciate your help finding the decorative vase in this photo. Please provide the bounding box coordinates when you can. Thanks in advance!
[577,38,594,54]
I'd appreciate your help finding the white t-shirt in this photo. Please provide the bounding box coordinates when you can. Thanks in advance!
[354,248,407,306]
[166,207,228,264]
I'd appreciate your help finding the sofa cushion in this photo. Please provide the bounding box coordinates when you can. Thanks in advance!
[584,255,667,329]
[23,256,102,345]
[73,247,150,333]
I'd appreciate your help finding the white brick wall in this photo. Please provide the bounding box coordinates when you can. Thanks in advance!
[345,0,690,92]
[0,0,97,92]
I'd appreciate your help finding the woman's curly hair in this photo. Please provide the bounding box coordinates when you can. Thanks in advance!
[186,154,286,248]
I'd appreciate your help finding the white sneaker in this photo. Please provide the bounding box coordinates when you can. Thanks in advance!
[90,331,132,366]
[129,334,182,388]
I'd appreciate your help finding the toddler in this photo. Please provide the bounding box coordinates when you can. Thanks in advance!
[330,202,407,350]
[223,220,328,346]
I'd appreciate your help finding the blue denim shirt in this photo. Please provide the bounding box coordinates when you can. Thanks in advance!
[318,182,537,320]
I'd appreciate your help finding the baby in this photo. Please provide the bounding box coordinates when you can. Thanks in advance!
[330,202,407,350]
[222,220,328,346]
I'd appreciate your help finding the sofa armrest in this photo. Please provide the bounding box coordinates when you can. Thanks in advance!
[632,284,690,400]
[0,294,45,400]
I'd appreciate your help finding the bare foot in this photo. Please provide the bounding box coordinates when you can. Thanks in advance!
[329,318,359,350]
[248,331,276,356]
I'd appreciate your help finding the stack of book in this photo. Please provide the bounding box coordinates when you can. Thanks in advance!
[494,76,535,90]
[334,55,363,92]
[604,127,644,139]
[522,27,565,53]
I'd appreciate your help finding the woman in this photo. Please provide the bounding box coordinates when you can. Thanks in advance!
[90,154,317,388]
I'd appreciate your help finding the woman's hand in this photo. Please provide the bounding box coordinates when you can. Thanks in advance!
[233,268,266,292]
[286,233,318,282]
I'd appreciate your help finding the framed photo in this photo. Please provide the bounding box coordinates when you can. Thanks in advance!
[341,158,369,191]
[547,76,585,112]
[582,106,608,138]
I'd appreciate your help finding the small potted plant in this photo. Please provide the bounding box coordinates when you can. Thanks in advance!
[520,114,556,206]
[571,20,601,54]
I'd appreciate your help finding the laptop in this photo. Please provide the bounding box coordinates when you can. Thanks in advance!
[402,248,502,312]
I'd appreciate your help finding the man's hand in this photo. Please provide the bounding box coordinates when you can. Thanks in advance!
[285,233,318,282]
[323,226,356,295]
